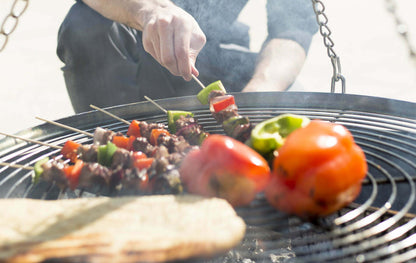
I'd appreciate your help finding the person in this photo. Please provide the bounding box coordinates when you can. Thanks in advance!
[57,0,318,113]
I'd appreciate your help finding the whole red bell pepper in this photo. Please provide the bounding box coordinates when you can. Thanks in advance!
[265,120,368,218]
[179,134,270,207]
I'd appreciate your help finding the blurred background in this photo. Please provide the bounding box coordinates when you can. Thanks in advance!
[0,0,415,135]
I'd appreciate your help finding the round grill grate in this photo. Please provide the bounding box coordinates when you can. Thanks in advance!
[0,92,416,262]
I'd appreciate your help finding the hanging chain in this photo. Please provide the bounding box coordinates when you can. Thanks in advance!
[384,0,416,67]
[0,0,29,52]
[311,0,346,93]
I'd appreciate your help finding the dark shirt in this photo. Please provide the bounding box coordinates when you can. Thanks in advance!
[173,0,318,52]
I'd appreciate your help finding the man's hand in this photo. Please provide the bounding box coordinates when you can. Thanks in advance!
[140,3,206,81]
[81,0,206,81]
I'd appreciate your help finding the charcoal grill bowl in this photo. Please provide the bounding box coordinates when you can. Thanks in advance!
[1,91,416,262]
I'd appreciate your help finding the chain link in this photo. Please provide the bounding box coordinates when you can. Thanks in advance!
[384,0,416,67]
[311,0,346,93]
[0,0,29,52]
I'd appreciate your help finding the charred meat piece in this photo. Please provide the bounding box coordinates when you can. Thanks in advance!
[231,123,253,142]
[223,116,254,142]
[41,159,68,190]
[131,137,155,156]
[175,115,207,145]
[93,127,122,145]
[78,162,112,190]
[208,89,227,100]
[77,144,98,163]
[156,132,172,149]
[153,145,170,160]
[139,121,165,140]
[119,168,148,194]
[149,165,183,195]
[111,147,133,170]
[167,152,184,166]
[211,106,239,123]
[165,134,197,154]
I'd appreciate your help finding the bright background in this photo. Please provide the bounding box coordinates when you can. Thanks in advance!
[1,0,416,135]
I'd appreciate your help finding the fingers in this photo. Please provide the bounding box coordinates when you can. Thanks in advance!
[141,8,206,81]
[174,22,192,80]
[142,18,161,63]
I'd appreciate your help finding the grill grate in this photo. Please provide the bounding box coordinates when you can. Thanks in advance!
[0,92,416,262]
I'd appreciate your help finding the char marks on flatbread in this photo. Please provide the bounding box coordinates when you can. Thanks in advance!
[0,195,246,262]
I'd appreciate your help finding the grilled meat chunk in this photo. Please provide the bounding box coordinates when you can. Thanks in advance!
[131,137,155,156]
[111,148,133,169]
[150,165,183,195]
[208,89,226,100]
[139,121,165,140]
[175,115,207,145]
[231,123,253,142]
[78,162,112,189]
[77,144,98,163]
[41,159,68,190]
[117,168,148,194]
[211,106,239,123]
[93,127,122,145]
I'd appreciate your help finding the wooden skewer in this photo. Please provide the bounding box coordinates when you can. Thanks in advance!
[144,96,168,114]
[192,74,206,90]
[0,162,33,170]
[36,117,94,138]
[90,104,130,125]
[0,131,62,150]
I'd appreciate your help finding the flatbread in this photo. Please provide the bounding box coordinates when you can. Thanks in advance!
[0,195,246,262]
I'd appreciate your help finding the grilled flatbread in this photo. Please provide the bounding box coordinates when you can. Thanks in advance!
[0,195,246,262]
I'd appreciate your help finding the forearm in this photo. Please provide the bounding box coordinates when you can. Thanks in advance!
[81,0,175,31]
[242,38,306,92]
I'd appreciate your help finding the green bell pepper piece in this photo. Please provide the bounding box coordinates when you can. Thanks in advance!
[222,115,250,136]
[97,141,118,167]
[32,157,49,184]
[197,80,226,105]
[167,110,194,134]
[251,114,310,154]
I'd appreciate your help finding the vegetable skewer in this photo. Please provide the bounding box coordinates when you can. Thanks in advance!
[32,116,199,195]
[90,104,130,125]
[0,131,62,150]
[0,162,33,170]
[192,74,205,90]
[36,116,94,137]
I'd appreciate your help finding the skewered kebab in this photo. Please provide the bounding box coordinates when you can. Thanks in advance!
[195,80,254,142]
[142,96,209,145]
[30,117,200,195]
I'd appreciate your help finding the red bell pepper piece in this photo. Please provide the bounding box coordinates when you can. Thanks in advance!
[134,157,154,170]
[127,120,141,137]
[265,120,368,218]
[149,128,170,145]
[131,151,152,192]
[112,135,136,151]
[64,159,84,190]
[61,140,81,163]
[211,95,236,113]
[179,134,270,207]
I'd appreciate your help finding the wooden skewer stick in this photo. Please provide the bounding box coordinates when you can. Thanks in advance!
[0,162,33,170]
[192,74,206,90]
[144,96,168,114]
[36,117,94,138]
[90,104,130,125]
[0,131,62,150]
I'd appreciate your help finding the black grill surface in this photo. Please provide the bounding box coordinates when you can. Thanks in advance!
[1,92,416,262]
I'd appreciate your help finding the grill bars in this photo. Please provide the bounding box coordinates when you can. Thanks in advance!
[0,93,415,262]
